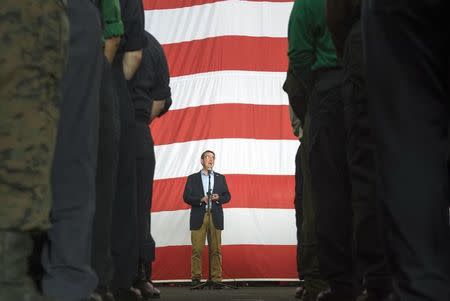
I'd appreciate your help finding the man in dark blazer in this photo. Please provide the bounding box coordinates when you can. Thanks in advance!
[183,150,231,287]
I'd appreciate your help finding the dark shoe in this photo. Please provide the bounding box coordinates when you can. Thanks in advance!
[212,282,223,289]
[190,279,201,287]
[296,286,305,298]
[113,288,142,301]
[304,278,328,301]
[94,286,115,301]
[300,289,318,301]
[316,288,354,301]
[356,290,398,301]
[150,284,160,298]
[134,280,161,299]
[90,292,104,301]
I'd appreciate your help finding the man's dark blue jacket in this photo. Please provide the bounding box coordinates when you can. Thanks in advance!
[183,171,231,230]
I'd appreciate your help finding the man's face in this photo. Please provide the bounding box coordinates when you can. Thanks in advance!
[201,152,215,170]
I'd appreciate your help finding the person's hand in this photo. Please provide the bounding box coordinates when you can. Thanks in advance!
[201,196,209,204]
[211,194,219,201]
[104,36,121,63]
[150,100,166,122]
[122,49,142,80]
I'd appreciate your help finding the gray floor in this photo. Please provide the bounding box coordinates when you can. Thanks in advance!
[153,285,299,301]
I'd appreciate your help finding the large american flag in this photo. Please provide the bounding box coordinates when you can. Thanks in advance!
[144,0,299,281]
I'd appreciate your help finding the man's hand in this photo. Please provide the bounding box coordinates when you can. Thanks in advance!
[104,36,121,64]
[200,196,209,204]
[211,194,219,201]
[150,100,166,122]
[123,49,142,80]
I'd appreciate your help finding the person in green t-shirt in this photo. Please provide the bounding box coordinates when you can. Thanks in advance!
[326,1,396,300]
[91,1,124,300]
[286,1,356,301]
[284,1,339,299]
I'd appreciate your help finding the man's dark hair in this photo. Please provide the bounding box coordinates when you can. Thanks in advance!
[201,150,215,159]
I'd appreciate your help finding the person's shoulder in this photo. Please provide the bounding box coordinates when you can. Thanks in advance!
[187,171,201,179]
[144,32,164,55]
[214,171,225,178]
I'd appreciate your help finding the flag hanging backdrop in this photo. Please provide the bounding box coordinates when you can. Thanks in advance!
[144,0,299,281]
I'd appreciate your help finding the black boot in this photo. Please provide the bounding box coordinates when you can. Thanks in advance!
[133,261,160,299]
[316,287,355,301]
[113,287,142,301]
[91,285,115,301]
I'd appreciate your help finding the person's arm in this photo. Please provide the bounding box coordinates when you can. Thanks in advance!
[100,0,124,63]
[149,42,172,121]
[285,0,315,121]
[150,100,166,121]
[183,176,204,207]
[123,50,142,79]
[288,0,314,83]
[289,105,303,139]
[104,37,121,63]
[121,0,145,79]
[214,175,231,205]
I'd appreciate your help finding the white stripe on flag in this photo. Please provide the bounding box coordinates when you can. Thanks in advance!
[145,1,293,44]
[154,138,299,180]
[152,208,297,247]
[169,71,289,111]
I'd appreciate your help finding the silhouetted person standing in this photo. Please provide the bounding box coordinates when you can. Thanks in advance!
[362,1,450,300]
[42,0,103,300]
[283,1,329,299]
[325,0,394,300]
[91,1,124,300]
[0,2,68,300]
[110,0,145,299]
[129,31,172,300]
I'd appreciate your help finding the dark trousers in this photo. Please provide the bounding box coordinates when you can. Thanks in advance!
[42,0,102,299]
[136,122,156,280]
[362,1,450,300]
[91,56,120,288]
[110,56,139,290]
[308,68,353,294]
[294,144,303,280]
[300,113,328,295]
[342,21,391,295]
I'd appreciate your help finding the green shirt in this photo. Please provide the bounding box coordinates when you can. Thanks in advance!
[100,0,124,39]
[287,0,338,79]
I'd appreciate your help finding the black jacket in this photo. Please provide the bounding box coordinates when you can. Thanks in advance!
[183,171,231,230]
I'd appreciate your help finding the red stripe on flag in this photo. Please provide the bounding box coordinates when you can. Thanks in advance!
[163,36,288,77]
[152,245,297,280]
[143,0,293,10]
[152,174,295,212]
[150,104,296,146]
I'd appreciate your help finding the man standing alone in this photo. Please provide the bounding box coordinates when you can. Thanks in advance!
[183,150,231,288]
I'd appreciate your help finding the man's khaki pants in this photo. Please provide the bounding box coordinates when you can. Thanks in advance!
[191,212,222,282]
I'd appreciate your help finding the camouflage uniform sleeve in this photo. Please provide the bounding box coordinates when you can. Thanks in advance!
[0,0,69,231]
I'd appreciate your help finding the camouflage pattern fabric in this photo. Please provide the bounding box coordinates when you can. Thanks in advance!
[0,0,69,231]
